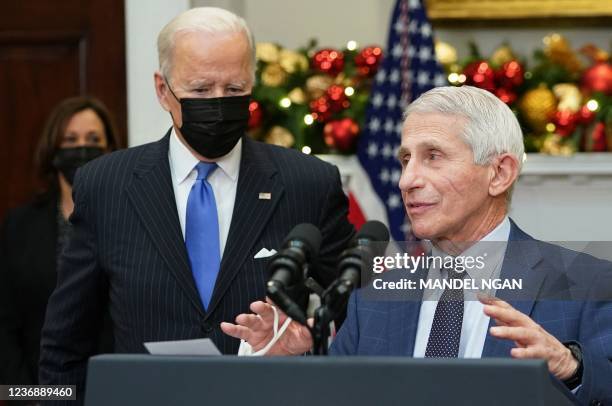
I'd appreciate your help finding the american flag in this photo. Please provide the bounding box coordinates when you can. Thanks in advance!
[355,0,446,241]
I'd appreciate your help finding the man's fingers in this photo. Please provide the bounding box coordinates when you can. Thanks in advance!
[489,326,537,344]
[220,322,251,341]
[510,346,542,359]
[478,295,512,308]
[249,301,278,325]
[235,313,266,330]
[483,304,534,327]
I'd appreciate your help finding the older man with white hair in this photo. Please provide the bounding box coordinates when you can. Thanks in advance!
[222,86,612,405]
[39,7,354,402]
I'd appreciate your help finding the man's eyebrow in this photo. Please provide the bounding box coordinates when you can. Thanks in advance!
[397,145,409,160]
[186,79,213,87]
[396,141,446,160]
[421,141,445,151]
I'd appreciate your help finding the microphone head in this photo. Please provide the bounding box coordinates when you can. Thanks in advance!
[283,223,322,258]
[357,220,390,243]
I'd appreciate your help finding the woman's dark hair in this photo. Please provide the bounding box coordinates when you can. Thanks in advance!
[34,96,120,194]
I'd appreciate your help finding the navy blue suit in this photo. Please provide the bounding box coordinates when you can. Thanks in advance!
[39,133,355,401]
[331,221,612,405]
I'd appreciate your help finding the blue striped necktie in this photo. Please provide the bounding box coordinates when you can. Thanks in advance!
[185,162,220,310]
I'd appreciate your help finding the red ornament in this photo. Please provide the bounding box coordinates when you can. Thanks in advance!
[248,101,264,129]
[309,96,332,122]
[552,110,579,137]
[495,87,518,105]
[581,62,612,95]
[312,48,345,76]
[463,61,496,92]
[589,122,608,151]
[354,46,383,77]
[324,118,360,152]
[497,60,524,89]
[326,85,350,112]
[578,104,596,124]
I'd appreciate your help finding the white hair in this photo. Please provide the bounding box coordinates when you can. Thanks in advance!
[157,7,255,81]
[404,86,524,171]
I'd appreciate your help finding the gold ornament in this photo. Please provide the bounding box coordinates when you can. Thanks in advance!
[490,45,516,66]
[279,50,309,73]
[256,42,280,63]
[541,133,575,156]
[543,34,582,74]
[261,63,287,87]
[288,87,307,104]
[434,41,457,67]
[519,84,557,133]
[553,83,582,113]
[306,75,334,99]
[264,126,295,148]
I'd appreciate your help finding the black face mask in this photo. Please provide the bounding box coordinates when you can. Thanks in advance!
[53,147,105,185]
[167,82,250,159]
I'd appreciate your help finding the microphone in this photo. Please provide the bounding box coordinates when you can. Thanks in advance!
[324,221,390,316]
[266,223,322,325]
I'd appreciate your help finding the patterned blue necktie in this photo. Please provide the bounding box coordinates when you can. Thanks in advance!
[425,268,466,358]
[185,162,220,310]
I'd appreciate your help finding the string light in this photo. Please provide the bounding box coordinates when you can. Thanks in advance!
[302,146,312,154]
[279,97,292,108]
[546,123,556,133]
[347,40,358,51]
[304,114,314,125]
[344,86,355,97]
[448,73,459,84]
[586,99,599,111]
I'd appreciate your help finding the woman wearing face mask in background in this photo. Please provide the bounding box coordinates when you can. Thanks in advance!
[0,96,118,388]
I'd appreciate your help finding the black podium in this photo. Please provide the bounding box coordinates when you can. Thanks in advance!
[85,355,577,406]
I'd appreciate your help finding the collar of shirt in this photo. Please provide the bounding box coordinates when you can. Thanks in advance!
[424,216,511,297]
[429,216,510,263]
[168,127,242,185]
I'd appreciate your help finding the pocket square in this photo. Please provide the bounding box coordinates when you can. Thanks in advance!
[254,248,277,259]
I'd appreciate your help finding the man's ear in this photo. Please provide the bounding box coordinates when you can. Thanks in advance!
[489,153,520,197]
[154,71,171,112]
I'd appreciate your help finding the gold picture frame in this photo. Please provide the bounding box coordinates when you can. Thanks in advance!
[425,0,612,20]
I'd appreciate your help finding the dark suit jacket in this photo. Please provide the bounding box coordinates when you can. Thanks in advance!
[39,134,355,399]
[0,196,57,385]
[331,220,612,406]
[0,194,114,388]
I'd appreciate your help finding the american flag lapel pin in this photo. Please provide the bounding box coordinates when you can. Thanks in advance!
[259,192,272,200]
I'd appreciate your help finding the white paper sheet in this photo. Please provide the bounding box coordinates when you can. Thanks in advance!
[144,338,222,356]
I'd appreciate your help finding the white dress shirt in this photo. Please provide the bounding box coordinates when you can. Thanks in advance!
[168,128,241,258]
[413,217,511,358]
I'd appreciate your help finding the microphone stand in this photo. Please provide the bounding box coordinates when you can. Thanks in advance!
[311,278,354,355]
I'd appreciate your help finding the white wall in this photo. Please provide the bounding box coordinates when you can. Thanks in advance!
[125,0,189,147]
[193,0,396,49]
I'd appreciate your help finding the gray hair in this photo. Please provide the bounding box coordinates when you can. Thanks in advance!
[404,85,524,170]
[404,86,525,201]
[157,7,255,82]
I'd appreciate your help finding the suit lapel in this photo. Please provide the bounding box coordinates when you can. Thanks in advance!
[389,264,426,356]
[206,137,285,316]
[126,132,205,317]
[482,220,546,357]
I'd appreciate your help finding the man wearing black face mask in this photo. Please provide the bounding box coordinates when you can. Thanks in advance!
[39,7,355,402]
